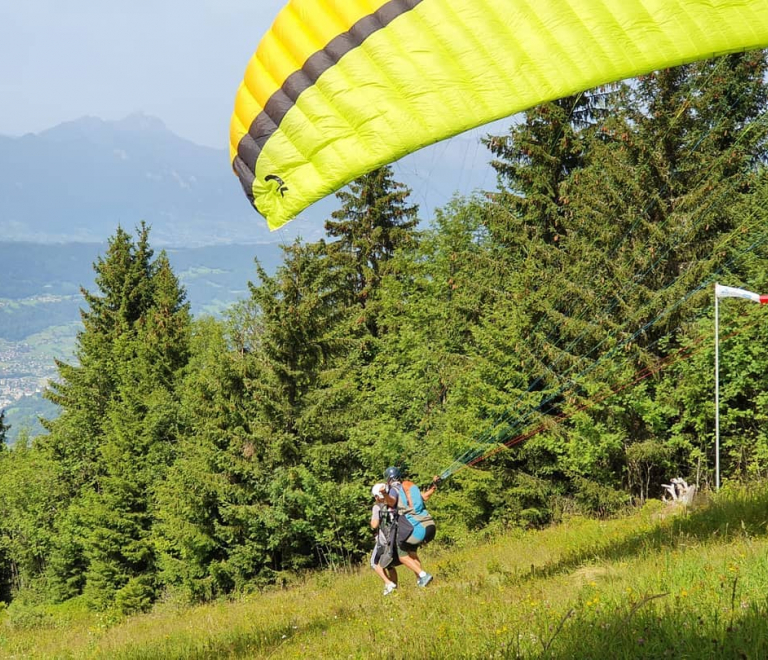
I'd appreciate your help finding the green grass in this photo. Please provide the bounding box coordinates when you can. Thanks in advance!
[3,484,768,659]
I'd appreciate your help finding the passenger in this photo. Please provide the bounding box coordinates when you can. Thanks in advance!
[370,482,399,595]
[380,466,439,587]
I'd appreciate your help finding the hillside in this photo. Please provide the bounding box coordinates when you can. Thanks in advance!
[2,486,767,659]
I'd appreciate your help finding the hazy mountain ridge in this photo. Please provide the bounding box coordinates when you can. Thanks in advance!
[0,113,325,246]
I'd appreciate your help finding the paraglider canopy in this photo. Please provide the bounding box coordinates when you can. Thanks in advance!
[230,0,768,230]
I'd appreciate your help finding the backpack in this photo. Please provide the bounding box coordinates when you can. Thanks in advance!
[393,481,436,547]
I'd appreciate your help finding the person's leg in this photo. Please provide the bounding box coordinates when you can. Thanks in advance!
[397,551,422,577]
[371,547,395,586]
[374,563,392,584]
[399,548,433,587]
[372,546,398,595]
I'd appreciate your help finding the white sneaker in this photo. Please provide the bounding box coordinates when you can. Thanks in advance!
[383,582,397,596]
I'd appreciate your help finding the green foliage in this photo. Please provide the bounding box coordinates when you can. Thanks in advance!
[625,440,673,503]
[0,439,60,604]
[27,224,192,612]
[428,468,498,542]
[571,476,630,517]
[45,503,88,602]
[325,164,419,336]
[0,409,8,450]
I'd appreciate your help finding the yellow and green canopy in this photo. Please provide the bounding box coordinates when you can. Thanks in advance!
[230,0,768,230]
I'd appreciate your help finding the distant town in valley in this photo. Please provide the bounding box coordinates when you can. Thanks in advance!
[0,344,51,410]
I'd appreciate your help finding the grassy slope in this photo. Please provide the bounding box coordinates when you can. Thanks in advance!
[3,485,768,659]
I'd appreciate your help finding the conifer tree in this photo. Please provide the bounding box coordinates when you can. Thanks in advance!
[305,167,423,484]
[469,93,609,470]
[243,241,367,569]
[42,224,156,496]
[82,251,190,612]
[155,318,266,600]
[40,225,153,601]
[0,429,9,602]
[245,241,345,447]
[483,92,604,248]
[463,53,768,509]
[572,52,768,321]
[548,50,768,394]
[156,241,355,599]
[0,438,60,604]
[478,92,612,390]
[325,165,419,337]
[40,225,191,610]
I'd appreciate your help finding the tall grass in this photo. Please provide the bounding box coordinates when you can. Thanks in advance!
[3,484,768,659]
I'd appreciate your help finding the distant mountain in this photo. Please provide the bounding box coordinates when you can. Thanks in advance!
[0,113,328,247]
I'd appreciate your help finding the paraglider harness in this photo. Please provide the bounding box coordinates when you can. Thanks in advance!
[376,502,400,569]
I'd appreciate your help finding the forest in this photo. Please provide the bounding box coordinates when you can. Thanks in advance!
[1,52,768,616]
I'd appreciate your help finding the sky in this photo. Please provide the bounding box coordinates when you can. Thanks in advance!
[0,1,508,224]
[0,1,285,148]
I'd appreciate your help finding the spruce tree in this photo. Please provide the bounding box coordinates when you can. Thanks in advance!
[355,197,495,462]
[462,53,768,509]
[478,92,613,398]
[461,94,609,496]
[82,251,190,612]
[41,225,191,609]
[42,224,155,496]
[483,92,605,247]
[157,241,354,598]
[325,165,419,337]
[155,318,266,601]
[309,166,422,480]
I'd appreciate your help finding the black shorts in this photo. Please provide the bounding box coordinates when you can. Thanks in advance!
[398,522,436,552]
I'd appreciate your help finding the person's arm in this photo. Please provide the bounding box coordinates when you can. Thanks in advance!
[382,486,397,508]
[370,505,381,530]
[422,476,441,502]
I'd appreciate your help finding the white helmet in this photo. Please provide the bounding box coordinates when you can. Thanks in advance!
[371,483,387,499]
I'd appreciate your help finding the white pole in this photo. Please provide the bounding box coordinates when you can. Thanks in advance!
[714,282,720,491]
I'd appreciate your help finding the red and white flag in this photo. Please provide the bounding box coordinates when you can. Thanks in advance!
[715,284,768,304]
